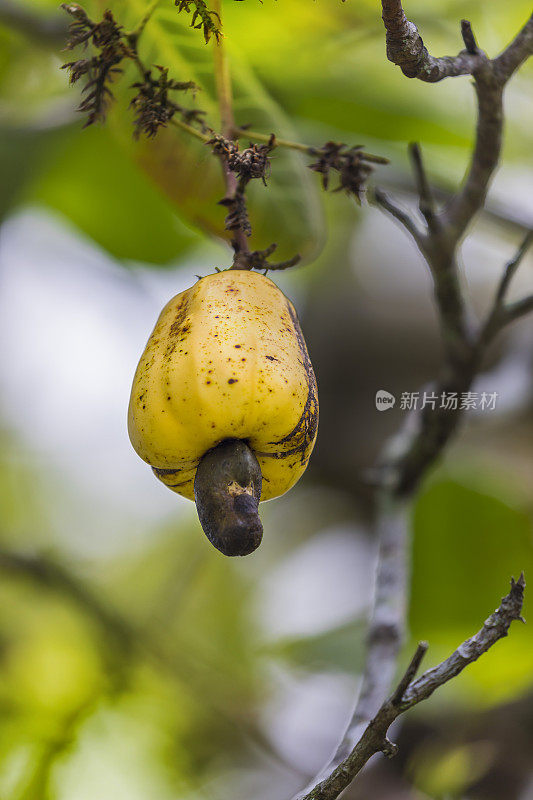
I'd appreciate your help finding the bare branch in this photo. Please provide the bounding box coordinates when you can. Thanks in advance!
[493,13,533,83]
[493,230,533,308]
[300,576,525,800]
[380,4,533,246]
[481,230,533,342]
[390,641,428,704]
[373,187,425,246]
[444,63,504,243]
[408,142,439,232]
[381,0,484,81]
[304,9,533,800]
[401,573,526,708]
[342,497,409,742]
[460,19,479,56]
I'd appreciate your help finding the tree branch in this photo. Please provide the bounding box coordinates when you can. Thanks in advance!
[401,574,526,708]
[296,8,533,800]
[481,230,533,343]
[444,61,504,243]
[300,575,525,800]
[371,4,533,491]
[373,187,424,246]
[381,0,484,82]
[381,3,533,247]
[408,142,438,232]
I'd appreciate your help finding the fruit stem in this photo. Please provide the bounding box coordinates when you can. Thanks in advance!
[211,0,250,257]
[194,439,263,556]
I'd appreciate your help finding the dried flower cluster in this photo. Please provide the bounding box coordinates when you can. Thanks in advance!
[309,141,379,201]
[209,135,275,243]
[175,0,221,43]
[62,4,125,126]
[219,193,251,237]
[209,135,274,186]
[61,4,202,133]
[60,4,388,269]
[130,66,200,138]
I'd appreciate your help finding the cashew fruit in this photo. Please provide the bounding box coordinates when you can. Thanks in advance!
[128,269,318,555]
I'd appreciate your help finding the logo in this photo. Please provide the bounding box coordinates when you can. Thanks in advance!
[375,390,396,411]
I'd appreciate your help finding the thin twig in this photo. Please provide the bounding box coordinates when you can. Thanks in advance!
[493,13,533,82]
[381,0,484,82]
[170,116,210,142]
[373,187,424,245]
[501,294,533,327]
[390,641,428,704]
[300,576,525,800]
[408,142,438,232]
[481,230,533,343]
[401,574,526,708]
[233,127,389,165]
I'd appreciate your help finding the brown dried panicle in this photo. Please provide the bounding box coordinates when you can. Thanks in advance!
[309,141,375,202]
[61,5,126,126]
[130,66,198,138]
[209,134,239,161]
[208,136,273,186]
[61,3,95,49]
[175,0,221,43]
[219,193,252,237]
[231,142,273,185]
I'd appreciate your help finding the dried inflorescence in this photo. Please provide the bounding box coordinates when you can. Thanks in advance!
[61,4,203,133]
[209,135,273,186]
[309,141,378,202]
[175,0,222,43]
[209,135,275,241]
[232,143,272,184]
[60,5,389,262]
[130,66,199,138]
[62,5,125,126]
[61,3,98,48]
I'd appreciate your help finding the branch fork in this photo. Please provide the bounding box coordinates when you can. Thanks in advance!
[298,6,533,800]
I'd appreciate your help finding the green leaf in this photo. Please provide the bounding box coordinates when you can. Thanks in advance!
[24,124,201,264]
